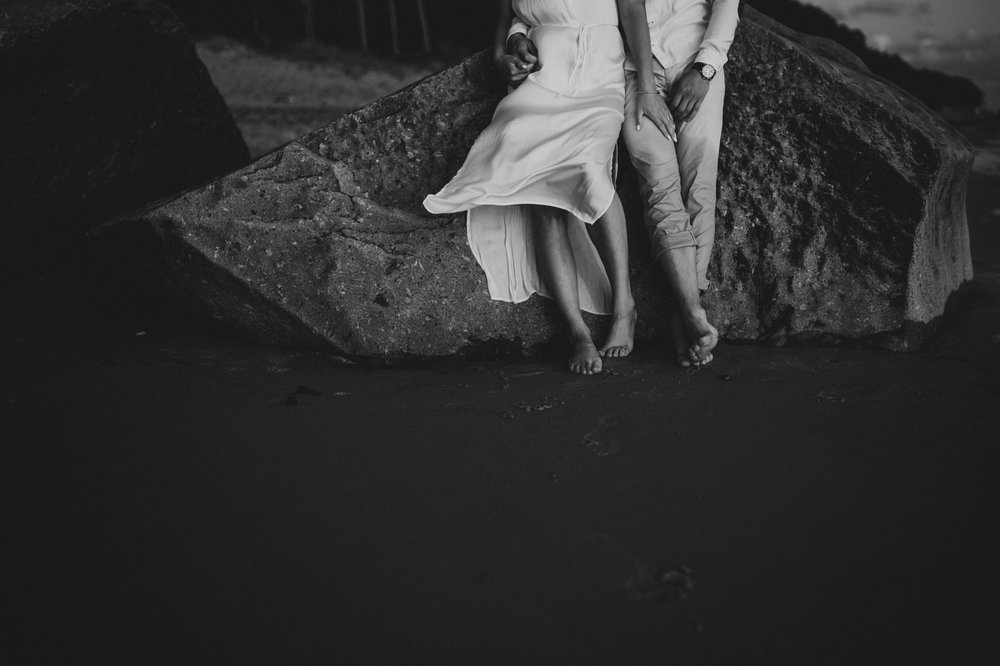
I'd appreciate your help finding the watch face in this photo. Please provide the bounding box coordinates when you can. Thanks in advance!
[700,64,717,80]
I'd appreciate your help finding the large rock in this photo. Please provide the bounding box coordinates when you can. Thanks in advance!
[109,7,973,360]
[0,0,249,270]
[704,9,973,348]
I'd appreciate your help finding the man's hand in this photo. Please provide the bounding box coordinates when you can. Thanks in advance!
[494,33,541,87]
[669,69,710,128]
[635,91,677,142]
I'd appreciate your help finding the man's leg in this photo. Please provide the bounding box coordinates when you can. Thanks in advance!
[622,69,714,366]
[670,68,725,364]
[676,68,725,293]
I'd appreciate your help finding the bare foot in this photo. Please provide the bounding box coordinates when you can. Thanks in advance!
[672,309,718,367]
[569,336,603,375]
[599,308,636,358]
[684,307,718,366]
[671,312,693,367]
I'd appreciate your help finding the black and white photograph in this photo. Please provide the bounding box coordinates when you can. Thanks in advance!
[4,0,999,662]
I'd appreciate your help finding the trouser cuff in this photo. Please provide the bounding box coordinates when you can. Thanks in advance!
[650,230,711,291]
[650,229,697,259]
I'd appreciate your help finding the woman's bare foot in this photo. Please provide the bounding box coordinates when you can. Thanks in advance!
[570,335,603,375]
[672,309,718,367]
[599,308,636,358]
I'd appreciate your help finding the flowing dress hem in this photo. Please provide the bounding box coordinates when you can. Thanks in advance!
[427,190,616,227]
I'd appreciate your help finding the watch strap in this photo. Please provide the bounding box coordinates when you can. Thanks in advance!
[693,62,716,81]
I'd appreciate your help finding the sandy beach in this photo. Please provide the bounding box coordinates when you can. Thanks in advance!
[6,42,1000,663]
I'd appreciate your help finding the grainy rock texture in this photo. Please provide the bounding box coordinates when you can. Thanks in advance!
[704,9,973,348]
[113,7,973,359]
[0,0,249,269]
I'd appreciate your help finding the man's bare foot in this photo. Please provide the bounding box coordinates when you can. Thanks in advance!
[672,309,718,367]
[685,306,718,365]
[570,336,603,375]
[671,312,694,367]
[599,308,636,358]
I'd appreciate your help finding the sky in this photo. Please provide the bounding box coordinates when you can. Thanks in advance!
[802,0,1000,108]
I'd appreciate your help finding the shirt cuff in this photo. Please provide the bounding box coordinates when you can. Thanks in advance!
[507,19,530,43]
[695,48,727,71]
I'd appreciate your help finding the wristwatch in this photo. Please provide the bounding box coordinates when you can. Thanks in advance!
[692,62,717,81]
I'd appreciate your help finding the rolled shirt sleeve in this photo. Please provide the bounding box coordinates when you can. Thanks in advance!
[507,16,531,43]
[695,0,740,70]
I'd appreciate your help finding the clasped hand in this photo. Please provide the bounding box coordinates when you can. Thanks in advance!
[495,34,542,86]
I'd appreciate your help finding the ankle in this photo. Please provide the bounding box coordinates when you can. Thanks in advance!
[682,303,707,322]
[613,302,636,318]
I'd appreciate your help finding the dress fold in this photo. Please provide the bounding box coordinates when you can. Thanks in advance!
[423,0,625,315]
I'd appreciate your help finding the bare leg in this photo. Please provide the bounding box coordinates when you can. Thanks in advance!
[589,194,636,358]
[659,246,717,366]
[534,206,602,375]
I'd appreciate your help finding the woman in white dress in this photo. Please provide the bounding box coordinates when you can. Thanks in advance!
[424,0,675,374]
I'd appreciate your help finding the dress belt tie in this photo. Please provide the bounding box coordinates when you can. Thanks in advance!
[567,26,590,97]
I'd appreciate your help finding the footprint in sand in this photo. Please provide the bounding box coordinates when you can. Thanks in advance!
[271,384,323,406]
[583,415,624,457]
[590,534,694,605]
[625,562,695,604]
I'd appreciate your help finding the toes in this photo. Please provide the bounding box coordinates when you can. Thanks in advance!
[695,336,716,353]
[570,349,603,375]
[674,343,689,365]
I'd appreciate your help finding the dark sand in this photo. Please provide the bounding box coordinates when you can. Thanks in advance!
[5,167,997,664]
[6,49,1000,661]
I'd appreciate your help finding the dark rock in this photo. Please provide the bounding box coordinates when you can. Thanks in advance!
[703,9,973,348]
[109,7,973,360]
[0,0,249,271]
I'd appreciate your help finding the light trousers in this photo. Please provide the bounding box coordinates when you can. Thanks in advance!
[622,57,725,291]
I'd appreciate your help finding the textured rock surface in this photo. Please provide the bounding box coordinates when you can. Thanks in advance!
[112,7,973,360]
[703,9,973,348]
[0,0,249,269]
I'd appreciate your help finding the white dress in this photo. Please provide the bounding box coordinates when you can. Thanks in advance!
[423,0,625,314]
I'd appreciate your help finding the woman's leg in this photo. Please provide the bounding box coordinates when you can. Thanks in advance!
[534,205,603,375]
[589,194,636,357]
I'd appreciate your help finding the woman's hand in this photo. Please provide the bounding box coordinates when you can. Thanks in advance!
[618,0,676,141]
[494,33,541,87]
[635,91,677,142]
